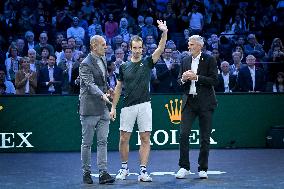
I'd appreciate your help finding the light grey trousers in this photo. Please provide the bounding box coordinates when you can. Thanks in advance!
[80,107,110,173]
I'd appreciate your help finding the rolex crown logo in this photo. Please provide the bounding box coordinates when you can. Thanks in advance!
[165,99,182,124]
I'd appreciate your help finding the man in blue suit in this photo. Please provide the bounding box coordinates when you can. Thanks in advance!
[237,54,266,92]
[38,55,63,94]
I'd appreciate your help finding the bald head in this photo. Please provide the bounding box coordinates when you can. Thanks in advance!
[90,35,107,57]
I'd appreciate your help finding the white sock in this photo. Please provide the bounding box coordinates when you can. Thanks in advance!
[122,161,128,169]
[140,165,147,173]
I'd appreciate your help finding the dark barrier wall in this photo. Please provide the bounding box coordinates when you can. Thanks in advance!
[1,94,284,152]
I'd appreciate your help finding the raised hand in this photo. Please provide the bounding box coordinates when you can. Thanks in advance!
[157,20,168,33]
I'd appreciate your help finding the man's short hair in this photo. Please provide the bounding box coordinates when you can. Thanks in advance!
[129,35,143,49]
[188,35,204,47]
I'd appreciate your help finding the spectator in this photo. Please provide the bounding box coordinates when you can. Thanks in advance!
[81,0,95,21]
[113,48,125,76]
[15,57,37,95]
[34,32,55,60]
[28,49,41,73]
[247,16,262,37]
[77,10,89,32]
[16,38,26,57]
[187,4,204,35]
[265,42,284,81]
[75,38,84,51]
[266,38,284,63]
[38,55,63,94]
[34,16,51,40]
[272,72,284,92]
[163,3,178,33]
[233,45,245,62]
[120,11,136,34]
[118,18,131,43]
[207,34,219,51]
[218,35,233,61]
[112,35,124,50]
[55,38,68,64]
[172,50,181,65]
[141,16,158,41]
[220,24,234,40]
[105,13,118,44]
[0,69,15,95]
[53,32,65,55]
[71,54,85,94]
[206,0,223,33]
[120,42,130,61]
[24,31,37,53]
[88,17,100,38]
[39,47,50,70]
[236,55,266,92]
[56,6,73,32]
[5,45,21,82]
[180,29,190,51]
[107,61,117,90]
[166,40,177,51]
[235,36,246,47]
[132,15,145,36]
[211,48,222,70]
[244,34,265,60]
[67,37,83,63]
[105,45,114,62]
[215,61,237,93]
[58,46,80,94]
[145,35,156,49]
[0,9,18,38]
[67,17,85,41]
[229,51,246,76]
[148,43,158,56]
[229,9,247,35]
[155,47,180,93]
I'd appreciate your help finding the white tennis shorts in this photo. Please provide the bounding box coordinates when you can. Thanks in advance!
[119,101,152,132]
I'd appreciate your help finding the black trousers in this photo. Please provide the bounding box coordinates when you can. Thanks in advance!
[178,99,213,171]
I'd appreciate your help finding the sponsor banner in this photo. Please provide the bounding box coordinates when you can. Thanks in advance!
[1,94,284,152]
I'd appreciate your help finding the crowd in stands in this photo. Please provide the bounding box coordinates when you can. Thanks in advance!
[0,0,284,95]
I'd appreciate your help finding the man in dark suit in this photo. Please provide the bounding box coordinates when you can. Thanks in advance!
[155,47,180,93]
[79,35,115,185]
[236,54,266,92]
[175,35,218,179]
[38,55,63,94]
[215,61,237,92]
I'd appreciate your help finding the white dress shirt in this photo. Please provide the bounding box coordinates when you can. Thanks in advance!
[248,66,255,91]
[189,53,201,95]
[47,66,55,92]
[222,72,230,92]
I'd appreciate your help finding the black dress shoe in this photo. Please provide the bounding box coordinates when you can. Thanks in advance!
[83,171,93,184]
[99,171,115,184]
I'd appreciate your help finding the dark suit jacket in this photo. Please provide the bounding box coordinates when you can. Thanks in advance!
[71,67,80,94]
[38,66,63,94]
[58,60,80,94]
[237,66,266,92]
[0,19,18,37]
[178,53,218,111]
[155,59,180,93]
[79,54,109,116]
[215,73,237,92]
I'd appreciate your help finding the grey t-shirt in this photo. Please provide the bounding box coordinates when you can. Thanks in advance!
[117,56,154,107]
